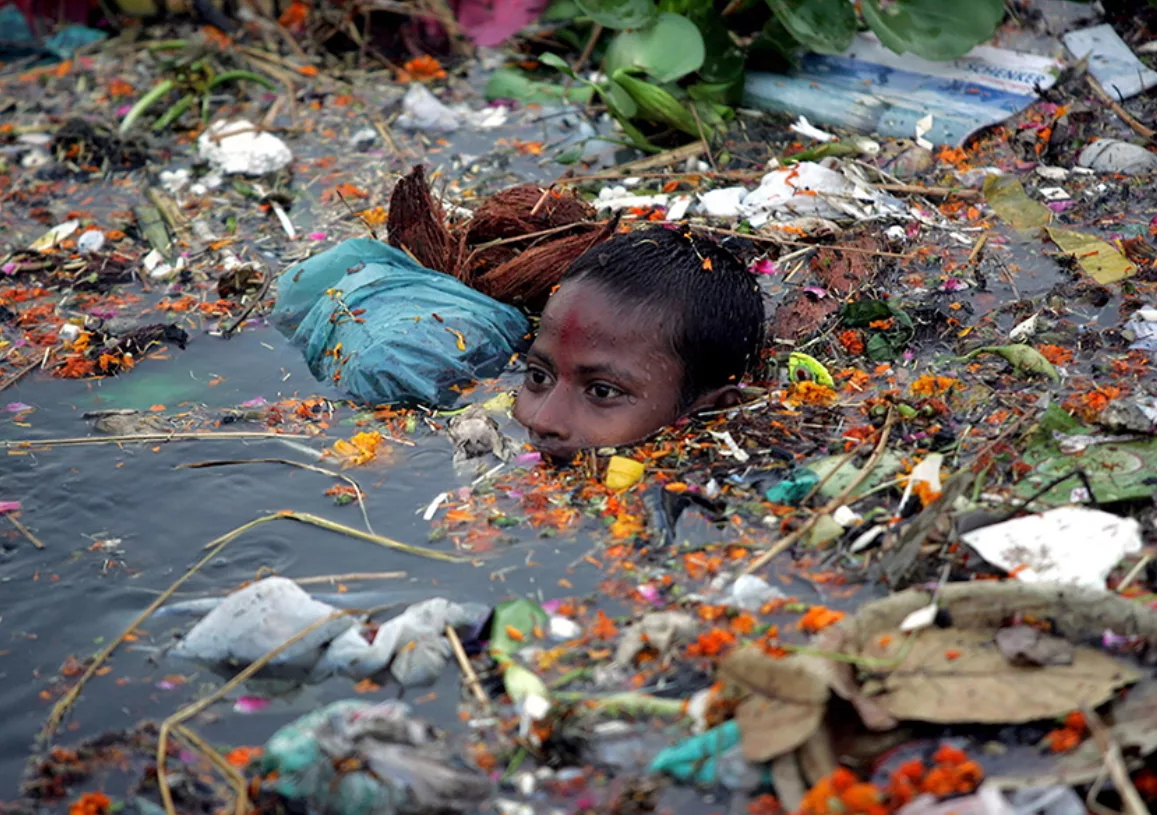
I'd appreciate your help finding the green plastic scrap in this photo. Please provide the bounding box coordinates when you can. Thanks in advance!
[958,344,1060,382]
[649,720,770,787]
[764,469,820,505]
[1016,404,1157,506]
[787,352,834,387]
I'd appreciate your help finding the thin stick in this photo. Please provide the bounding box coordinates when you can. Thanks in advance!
[221,246,276,338]
[874,183,981,200]
[176,457,375,536]
[157,610,352,815]
[294,571,406,585]
[1116,553,1152,593]
[966,231,988,268]
[573,23,603,73]
[0,360,38,393]
[1083,705,1148,815]
[688,101,718,173]
[172,723,249,815]
[686,224,914,260]
[446,624,491,711]
[744,411,896,575]
[4,431,319,449]
[199,510,470,564]
[40,512,277,741]
[8,514,45,549]
[1087,75,1155,141]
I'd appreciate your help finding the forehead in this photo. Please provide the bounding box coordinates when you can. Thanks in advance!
[537,280,671,356]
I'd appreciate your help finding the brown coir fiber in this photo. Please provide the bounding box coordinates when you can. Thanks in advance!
[473,215,620,309]
[386,165,613,307]
[386,165,462,275]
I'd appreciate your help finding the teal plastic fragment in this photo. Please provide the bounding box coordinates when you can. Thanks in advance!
[764,469,820,505]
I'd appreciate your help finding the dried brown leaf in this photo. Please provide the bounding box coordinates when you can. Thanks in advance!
[721,646,829,761]
[994,625,1075,667]
[859,627,1138,724]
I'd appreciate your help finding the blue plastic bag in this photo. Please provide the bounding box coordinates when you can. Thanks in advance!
[273,239,529,408]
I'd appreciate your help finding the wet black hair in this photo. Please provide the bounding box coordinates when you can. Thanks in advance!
[560,226,765,411]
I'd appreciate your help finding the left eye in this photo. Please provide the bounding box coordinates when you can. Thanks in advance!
[588,383,624,401]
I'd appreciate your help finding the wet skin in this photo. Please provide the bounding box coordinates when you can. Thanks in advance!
[513,280,738,460]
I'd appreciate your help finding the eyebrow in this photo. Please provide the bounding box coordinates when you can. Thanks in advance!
[531,351,641,388]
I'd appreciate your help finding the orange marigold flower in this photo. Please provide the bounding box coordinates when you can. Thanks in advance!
[932,744,967,766]
[686,628,736,658]
[892,759,926,784]
[1037,343,1073,365]
[840,782,881,811]
[1063,385,1122,422]
[920,766,956,797]
[953,760,984,793]
[785,381,837,407]
[799,605,845,634]
[838,329,865,356]
[224,746,263,767]
[1063,711,1087,733]
[1045,728,1082,752]
[591,609,618,640]
[731,612,757,634]
[69,792,111,815]
[910,374,961,398]
[398,55,447,82]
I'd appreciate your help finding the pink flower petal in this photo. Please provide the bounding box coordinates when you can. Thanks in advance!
[307,232,327,241]
[750,258,778,275]
[6,402,33,412]
[240,397,267,408]
[514,451,542,465]
[803,286,828,298]
[2,262,17,275]
[233,695,271,713]
[0,501,21,514]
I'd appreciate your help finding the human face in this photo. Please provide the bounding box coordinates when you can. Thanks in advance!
[513,280,683,461]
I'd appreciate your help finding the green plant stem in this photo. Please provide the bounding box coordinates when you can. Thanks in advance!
[554,690,687,717]
[120,79,175,134]
[208,70,279,92]
[153,94,195,131]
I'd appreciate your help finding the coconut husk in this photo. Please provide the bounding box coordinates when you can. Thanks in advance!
[473,215,619,308]
[387,165,462,275]
[464,184,594,245]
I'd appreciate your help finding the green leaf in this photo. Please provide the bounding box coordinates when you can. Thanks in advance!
[748,16,805,72]
[555,143,586,164]
[604,12,705,83]
[484,67,595,104]
[687,78,742,105]
[575,0,659,29]
[983,175,1052,231]
[538,51,579,79]
[765,0,856,56]
[504,662,550,704]
[542,0,583,21]
[613,69,699,136]
[861,0,1005,61]
[489,598,549,663]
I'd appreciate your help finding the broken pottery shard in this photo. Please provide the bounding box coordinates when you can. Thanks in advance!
[1078,139,1157,176]
[994,625,1075,667]
[960,506,1142,589]
[169,577,358,678]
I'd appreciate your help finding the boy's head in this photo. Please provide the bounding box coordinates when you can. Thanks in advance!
[513,227,764,460]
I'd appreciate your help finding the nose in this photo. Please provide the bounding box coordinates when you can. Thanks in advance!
[514,388,572,451]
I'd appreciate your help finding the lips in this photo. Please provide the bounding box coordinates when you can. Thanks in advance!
[527,434,579,463]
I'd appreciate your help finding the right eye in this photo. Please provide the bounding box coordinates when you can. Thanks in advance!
[524,365,554,390]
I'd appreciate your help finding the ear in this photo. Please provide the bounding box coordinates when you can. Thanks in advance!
[686,385,744,416]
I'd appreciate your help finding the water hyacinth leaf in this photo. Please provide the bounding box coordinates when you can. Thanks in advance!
[612,70,699,136]
[484,68,595,104]
[604,13,706,83]
[575,0,659,29]
[1046,227,1137,285]
[765,0,856,56]
[983,175,1052,230]
[861,0,1006,61]
[490,598,549,662]
[538,51,579,79]
[687,77,743,106]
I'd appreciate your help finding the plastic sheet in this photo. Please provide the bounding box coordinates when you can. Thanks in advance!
[273,239,529,408]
